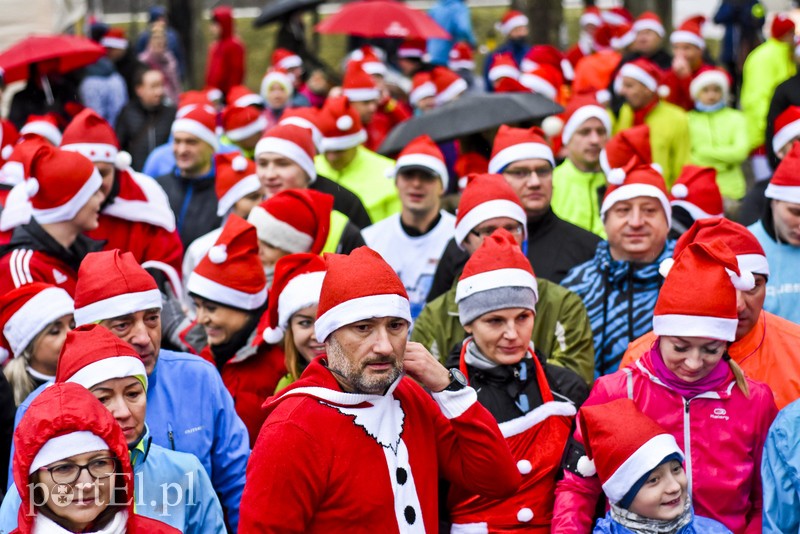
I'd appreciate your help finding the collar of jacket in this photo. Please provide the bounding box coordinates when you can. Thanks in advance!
[593,239,676,285]
[173,160,217,187]
[4,219,105,271]
[129,425,152,469]
[526,206,557,238]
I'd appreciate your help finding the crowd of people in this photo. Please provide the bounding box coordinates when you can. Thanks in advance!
[1,1,800,532]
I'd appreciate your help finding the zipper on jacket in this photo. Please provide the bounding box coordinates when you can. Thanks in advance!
[683,399,692,492]
[168,422,175,450]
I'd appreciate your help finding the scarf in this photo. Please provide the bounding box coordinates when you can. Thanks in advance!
[610,497,692,534]
[649,343,732,399]
[694,101,725,113]
[632,96,660,126]
[33,509,128,534]
[464,339,499,370]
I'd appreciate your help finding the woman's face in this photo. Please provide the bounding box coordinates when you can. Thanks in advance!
[289,305,325,363]
[464,308,534,365]
[266,83,289,109]
[72,189,105,232]
[35,449,117,532]
[89,376,147,446]
[628,460,688,521]
[659,336,726,383]
[30,314,74,376]
[192,296,252,346]
[257,240,291,270]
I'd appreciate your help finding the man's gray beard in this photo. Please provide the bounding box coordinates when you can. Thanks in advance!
[327,336,403,394]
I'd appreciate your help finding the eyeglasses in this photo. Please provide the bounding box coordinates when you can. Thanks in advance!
[470,223,525,239]
[41,457,118,485]
[502,166,553,180]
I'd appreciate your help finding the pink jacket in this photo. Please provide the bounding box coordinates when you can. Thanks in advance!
[552,348,777,534]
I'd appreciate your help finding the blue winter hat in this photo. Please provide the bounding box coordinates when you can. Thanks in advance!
[149,6,166,23]
[618,452,683,509]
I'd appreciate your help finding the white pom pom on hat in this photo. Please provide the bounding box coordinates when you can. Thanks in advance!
[576,455,597,476]
[671,183,689,199]
[727,267,755,291]
[336,115,354,132]
[658,257,674,278]
[1,145,12,161]
[115,151,132,170]
[232,156,248,172]
[657,85,670,98]
[540,115,564,138]
[25,178,39,198]
[607,167,627,185]
[262,326,285,344]
[208,245,228,264]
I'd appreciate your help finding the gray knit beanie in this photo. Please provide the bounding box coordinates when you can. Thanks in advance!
[457,286,537,326]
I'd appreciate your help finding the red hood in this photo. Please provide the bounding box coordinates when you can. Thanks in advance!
[212,6,234,40]
[13,382,134,533]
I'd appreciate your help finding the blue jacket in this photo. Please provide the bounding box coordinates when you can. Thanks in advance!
[482,40,531,91]
[0,427,227,534]
[561,240,675,377]
[594,510,732,533]
[142,140,237,179]
[426,0,476,66]
[749,220,800,325]
[6,349,249,532]
[762,397,800,532]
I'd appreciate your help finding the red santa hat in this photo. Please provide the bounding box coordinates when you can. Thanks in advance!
[600,124,652,175]
[227,85,265,108]
[100,27,128,50]
[448,42,475,71]
[260,67,294,99]
[432,66,468,105]
[601,163,671,226]
[488,53,520,84]
[521,45,574,82]
[247,189,333,255]
[60,108,132,168]
[0,120,20,169]
[56,324,147,390]
[398,38,427,59]
[766,142,800,203]
[455,228,538,325]
[632,11,665,37]
[576,398,684,504]
[489,125,554,173]
[317,96,367,151]
[171,104,219,151]
[560,97,612,145]
[519,64,562,101]
[0,283,73,363]
[655,239,754,341]
[580,6,603,28]
[689,67,730,103]
[221,105,268,142]
[410,71,437,107]
[454,153,489,191]
[494,77,533,93]
[771,13,796,39]
[215,153,260,217]
[610,22,636,51]
[20,114,62,146]
[272,48,303,70]
[348,46,387,77]
[314,246,411,342]
[23,145,102,225]
[497,10,529,37]
[73,249,162,325]
[771,106,800,155]
[674,218,770,276]
[176,91,213,116]
[591,24,615,52]
[255,123,317,182]
[343,61,381,102]
[391,134,449,189]
[671,15,706,49]
[278,108,323,152]
[670,165,723,220]
[614,58,663,94]
[454,173,528,247]
[262,253,326,344]
[602,6,633,27]
[187,215,267,310]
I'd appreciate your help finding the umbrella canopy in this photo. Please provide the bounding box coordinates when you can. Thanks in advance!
[0,34,105,84]
[316,0,450,39]
[254,0,325,27]
[378,92,564,155]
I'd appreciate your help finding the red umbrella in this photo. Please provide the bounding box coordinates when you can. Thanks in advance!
[316,0,450,39]
[0,34,105,84]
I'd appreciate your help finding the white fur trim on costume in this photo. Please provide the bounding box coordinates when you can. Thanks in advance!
[518,73,557,100]
[632,19,665,37]
[171,118,220,151]
[435,78,468,105]
[187,271,267,310]
[315,293,411,342]
[670,199,723,221]
[765,183,800,204]
[278,271,325,331]
[20,122,62,146]
[653,314,738,342]
[32,168,102,225]
[670,30,706,49]
[562,105,611,145]
[225,115,268,142]
[454,199,528,247]
[247,206,314,253]
[4,287,73,356]
[102,171,177,231]
[601,183,672,227]
[737,254,769,277]
[488,142,555,173]
[343,87,381,102]
[450,522,489,533]
[489,64,520,83]
[394,154,449,189]
[497,401,576,437]
[410,81,436,106]
[255,136,317,181]
[602,433,682,504]
[771,118,800,155]
[431,386,478,419]
[61,142,118,164]
[67,355,147,390]
[320,129,368,152]
[0,182,33,231]
[455,268,538,303]
[500,14,529,36]
[617,63,658,92]
[580,12,602,27]
[30,431,110,474]
[217,174,261,216]
[74,288,163,326]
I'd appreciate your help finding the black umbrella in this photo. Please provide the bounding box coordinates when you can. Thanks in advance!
[378,92,563,155]
[254,0,326,27]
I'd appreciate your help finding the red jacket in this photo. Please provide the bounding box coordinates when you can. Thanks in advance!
[240,357,521,532]
[364,99,412,152]
[0,247,79,296]
[206,6,245,96]
[663,64,716,111]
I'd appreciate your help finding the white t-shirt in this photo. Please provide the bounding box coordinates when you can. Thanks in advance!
[363,210,455,320]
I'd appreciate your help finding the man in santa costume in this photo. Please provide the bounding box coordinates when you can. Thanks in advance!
[239,246,521,532]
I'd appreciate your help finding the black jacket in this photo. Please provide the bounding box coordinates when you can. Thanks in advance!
[0,220,103,272]
[156,168,221,248]
[766,73,800,168]
[338,221,366,253]
[115,99,177,172]
[310,175,372,229]
[0,373,14,498]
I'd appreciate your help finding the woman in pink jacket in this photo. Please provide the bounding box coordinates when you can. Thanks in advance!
[553,239,777,534]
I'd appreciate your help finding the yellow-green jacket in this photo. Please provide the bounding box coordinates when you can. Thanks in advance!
[688,107,749,200]
[551,158,607,238]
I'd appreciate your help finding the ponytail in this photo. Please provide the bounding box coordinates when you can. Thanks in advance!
[724,352,749,398]
[3,346,37,406]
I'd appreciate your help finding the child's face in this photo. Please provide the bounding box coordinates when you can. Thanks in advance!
[698,84,723,106]
[628,460,687,521]
[267,83,289,109]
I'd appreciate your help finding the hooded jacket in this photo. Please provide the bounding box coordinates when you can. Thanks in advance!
[748,212,800,325]
[593,509,732,533]
[156,164,222,248]
[115,98,176,172]
[11,382,178,534]
[687,106,749,199]
[205,6,245,96]
[552,348,777,534]
[763,397,800,533]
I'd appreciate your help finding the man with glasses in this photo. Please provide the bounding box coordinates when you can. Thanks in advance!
[412,173,595,384]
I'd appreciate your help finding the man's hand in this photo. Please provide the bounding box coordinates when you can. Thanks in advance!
[403,342,452,392]
[672,55,691,78]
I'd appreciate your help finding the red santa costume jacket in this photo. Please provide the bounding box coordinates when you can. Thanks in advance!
[448,342,576,533]
[87,169,184,277]
[239,357,521,533]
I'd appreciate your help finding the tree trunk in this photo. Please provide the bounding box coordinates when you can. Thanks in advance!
[624,0,673,33]
[168,0,205,88]
[523,0,563,46]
